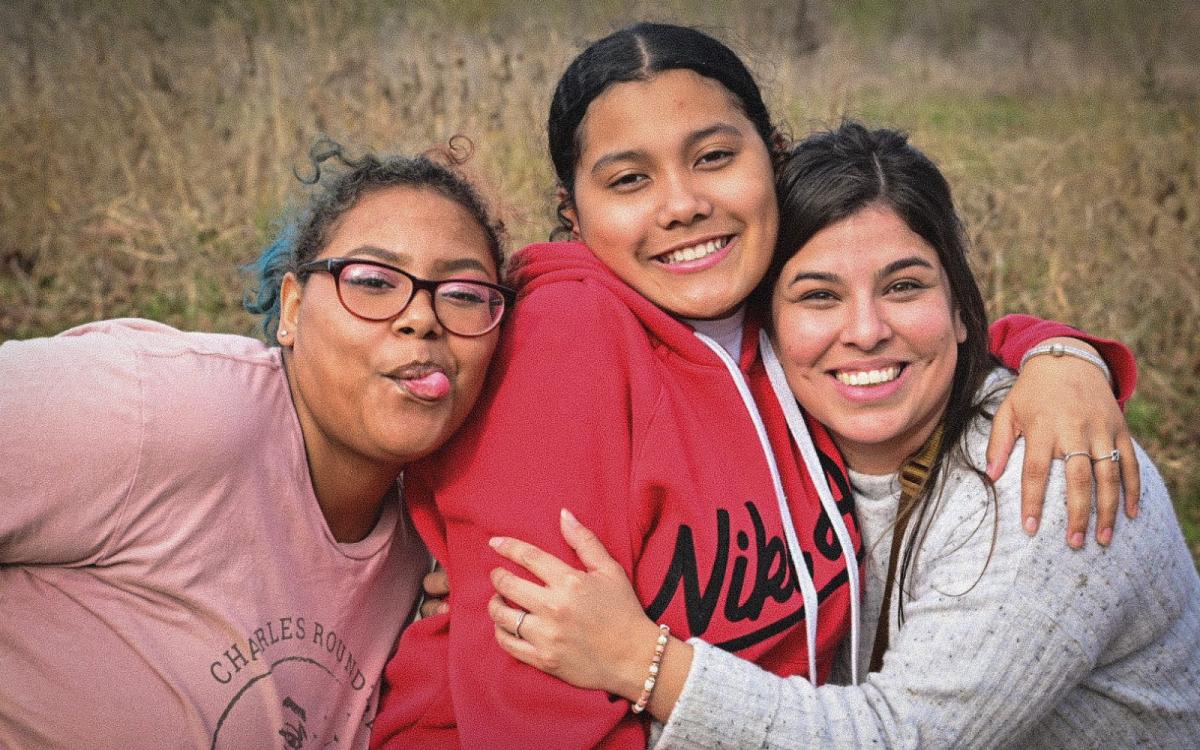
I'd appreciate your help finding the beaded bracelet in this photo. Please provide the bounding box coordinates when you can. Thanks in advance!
[630,624,670,714]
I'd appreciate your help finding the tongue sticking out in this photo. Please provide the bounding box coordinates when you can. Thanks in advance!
[403,371,450,400]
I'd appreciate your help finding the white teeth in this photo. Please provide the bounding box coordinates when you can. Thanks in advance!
[660,237,729,265]
[836,366,901,387]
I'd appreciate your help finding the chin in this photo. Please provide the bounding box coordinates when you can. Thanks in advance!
[366,412,456,466]
[830,416,911,451]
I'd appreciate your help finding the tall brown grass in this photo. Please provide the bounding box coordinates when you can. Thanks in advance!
[1,0,1197,561]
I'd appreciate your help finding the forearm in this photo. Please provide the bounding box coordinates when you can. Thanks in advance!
[601,619,694,724]
[656,452,1100,748]
[988,313,1136,405]
[655,639,916,749]
[654,596,1089,749]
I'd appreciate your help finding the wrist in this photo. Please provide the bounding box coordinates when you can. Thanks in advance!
[616,619,668,702]
[1042,336,1098,357]
[630,624,671,714]
[1019,338,1111,385]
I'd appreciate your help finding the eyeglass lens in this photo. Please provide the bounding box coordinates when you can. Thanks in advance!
[337,262,505,336]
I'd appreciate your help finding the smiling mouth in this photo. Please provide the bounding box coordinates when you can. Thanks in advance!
[654,236,731,265]
[835,365,904,387]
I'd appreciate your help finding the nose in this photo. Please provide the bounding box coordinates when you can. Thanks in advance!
[392,288,444,339]
[655,170,712,229]
[841,296,891,351]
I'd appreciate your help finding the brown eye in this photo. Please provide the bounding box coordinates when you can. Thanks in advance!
[887,280,926,295]
[799,290,838,303]
[696,149,734,167]
[609,172,647,190]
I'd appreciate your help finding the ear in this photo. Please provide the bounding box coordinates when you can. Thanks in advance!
[954,306,968,345]
[278,272,303,347]
[556,186,580,239]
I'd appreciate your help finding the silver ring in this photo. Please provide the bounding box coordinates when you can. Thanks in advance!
[1062,451,1091,463]
[1092,449,1120,463]
[514,611,527,640]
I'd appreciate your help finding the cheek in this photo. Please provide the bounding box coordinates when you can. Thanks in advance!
[772,306,833,372]
[576,196,648,255]
[450,334,499,397]
[905,302,961,351]
[298,302,360,377]
[737,153,779,225]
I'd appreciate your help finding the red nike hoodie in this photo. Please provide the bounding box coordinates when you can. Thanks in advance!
[371,242,1136,749]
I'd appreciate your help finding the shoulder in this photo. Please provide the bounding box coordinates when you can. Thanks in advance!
[511,257,641,336]
[10,318,277,371]
[498,267,657,386]
[955,401,1188,596]
[30,319,288,453]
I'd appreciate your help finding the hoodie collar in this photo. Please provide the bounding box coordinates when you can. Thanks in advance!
[513,242,762,370]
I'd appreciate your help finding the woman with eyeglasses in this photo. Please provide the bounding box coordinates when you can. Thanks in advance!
[0,144,514,748]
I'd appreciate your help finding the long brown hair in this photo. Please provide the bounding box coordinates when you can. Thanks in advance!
[768,121,1002,617]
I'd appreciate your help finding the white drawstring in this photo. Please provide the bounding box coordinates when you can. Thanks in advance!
[760,331,862,685]
[694,331,821,687]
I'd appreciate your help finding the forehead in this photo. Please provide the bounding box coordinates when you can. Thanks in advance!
[321,185,495,276]
[575,69,752,160]
[789,205,940,271]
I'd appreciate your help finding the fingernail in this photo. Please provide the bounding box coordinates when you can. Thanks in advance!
[1023,516,1039,535]
[1098,527,1113,546]
[561,508,580,528]
[986,461,999,480]
[488,536,504,550]
[1069,531,1084,549]
[438,602,450,615]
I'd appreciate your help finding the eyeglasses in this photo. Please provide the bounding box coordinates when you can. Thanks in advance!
[297,257,516,337]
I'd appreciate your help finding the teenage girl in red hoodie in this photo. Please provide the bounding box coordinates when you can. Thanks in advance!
[371,23,1136,749]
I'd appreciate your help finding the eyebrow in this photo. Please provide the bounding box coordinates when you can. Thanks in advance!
[344,245,491,276]
[588,123,745,176]
[880,257,935,276]
[785,256,935,286]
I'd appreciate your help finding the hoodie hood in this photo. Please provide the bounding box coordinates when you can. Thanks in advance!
[512,241,761,370]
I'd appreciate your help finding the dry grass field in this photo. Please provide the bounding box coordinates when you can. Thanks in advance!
[1,0,1197,563]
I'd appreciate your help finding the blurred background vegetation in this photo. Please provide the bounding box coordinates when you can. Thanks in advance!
[1,0,1197,563]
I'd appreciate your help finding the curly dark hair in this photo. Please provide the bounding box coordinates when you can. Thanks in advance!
[244,137,506,339]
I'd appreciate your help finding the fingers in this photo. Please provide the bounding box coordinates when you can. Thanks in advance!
[489,564,549,613]
[494,622,541,666]
[1117,430,1140,519]
[487,592,528,637]
[419,568,451,618]
[1090,441,1120,547]
[420,597,449,619]
[488,534,574,583]
[1061,449,1094,549]
[489,594,541,665]
[423,568,450,598]
[1019,428,1054,537]
[559,508,618,572]
[985,399,1018,482]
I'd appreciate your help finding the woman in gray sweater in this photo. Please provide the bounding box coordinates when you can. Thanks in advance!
[483,121,1200,748]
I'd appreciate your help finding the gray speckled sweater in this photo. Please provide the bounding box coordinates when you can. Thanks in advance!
[653,375,1200,749]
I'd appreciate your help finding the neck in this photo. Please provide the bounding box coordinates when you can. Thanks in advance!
[282,352,403,543]
[305,443,399,543]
